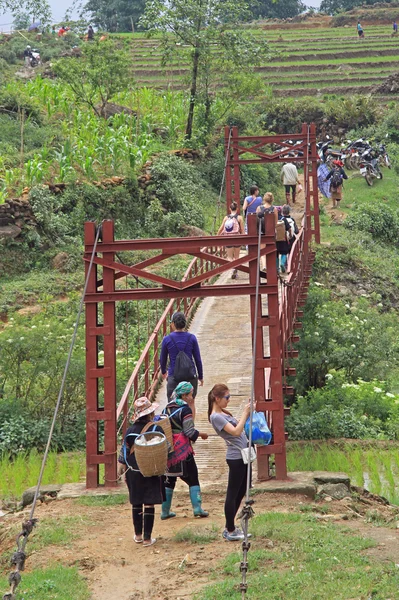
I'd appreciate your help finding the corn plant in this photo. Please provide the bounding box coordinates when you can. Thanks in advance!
[25,158,46,186]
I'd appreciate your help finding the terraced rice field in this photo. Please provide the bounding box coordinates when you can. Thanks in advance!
[127,25,399,100]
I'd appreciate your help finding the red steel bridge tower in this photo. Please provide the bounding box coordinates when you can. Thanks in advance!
[83,123,319,488]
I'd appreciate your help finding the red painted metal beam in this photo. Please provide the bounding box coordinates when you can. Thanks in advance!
[84,282,278,303]
[84,233,272,253]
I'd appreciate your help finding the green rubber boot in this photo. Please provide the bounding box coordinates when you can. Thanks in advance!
[189,485,209,518]
[161,488,176,520]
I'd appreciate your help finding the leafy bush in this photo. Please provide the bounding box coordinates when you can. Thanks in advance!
[324,95,378,131]
[344,204,399,246]
[260,97,325,134]
[200,145,281,200]
[293,284,399,393]
[0,412,86,455]
[286,372,399,441]
[145,154,209,234]
[0,46,17,64]
[259,95,377,136]
[0,306,86,419]
[0,87,43,123]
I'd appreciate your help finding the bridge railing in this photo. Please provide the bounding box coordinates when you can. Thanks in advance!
[116,248,219,435]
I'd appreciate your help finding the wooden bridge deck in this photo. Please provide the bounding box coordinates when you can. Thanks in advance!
[156,269,257,488]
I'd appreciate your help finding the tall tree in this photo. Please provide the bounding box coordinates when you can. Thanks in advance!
[53,39,133,117]
[251,0,306,19]
[81,0,146,32]
[141,0,269,140]
[0,0,51,24]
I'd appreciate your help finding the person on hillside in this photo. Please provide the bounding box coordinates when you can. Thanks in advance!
[276,204,299,274]
[87,25,94,41]
[218,201,244,280]
[357,21,364,39]
[324,160,348,209]
[117,397,165,547]
[208,383,252,541]
[23,45,32,67]
[58,25,66,37]
[281,161,300,205]
[242,185,262,233]
[393,21,398,36]
[256,192,279,271]
[160,311,203,404]
[161,381,209,520]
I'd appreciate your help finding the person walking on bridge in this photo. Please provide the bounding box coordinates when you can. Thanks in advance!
[160,311,203,404]
[242,185,262,233]
[218,201,244,280]
[256,192,278,271]
[281,161,300,205]
[161,381,209,520]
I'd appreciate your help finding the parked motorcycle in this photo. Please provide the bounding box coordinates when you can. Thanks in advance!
[317,137,349,167]
[344,138,371,170]
[30,50,41,67]
[359,148,383,186]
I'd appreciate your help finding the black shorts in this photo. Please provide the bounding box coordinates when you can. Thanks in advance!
[284,184,296,194]
[357,29,363,36]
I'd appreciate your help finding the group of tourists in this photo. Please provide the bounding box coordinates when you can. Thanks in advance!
[218,162,300,277]
[118,311,252,545]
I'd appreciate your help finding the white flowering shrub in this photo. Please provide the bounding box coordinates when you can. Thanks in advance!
[286,371,399,441]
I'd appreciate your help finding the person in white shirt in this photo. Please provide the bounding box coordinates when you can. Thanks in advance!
[281,162,300,205]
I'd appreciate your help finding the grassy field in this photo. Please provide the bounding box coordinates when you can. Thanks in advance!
[0,451,85,501]
[125,24,399,99]
[196,511,399,599]
[2,440,399,504]
[287,442,399,505]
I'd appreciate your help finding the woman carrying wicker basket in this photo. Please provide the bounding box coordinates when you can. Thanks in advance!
[118,397,166,547]
[161,381,209,520]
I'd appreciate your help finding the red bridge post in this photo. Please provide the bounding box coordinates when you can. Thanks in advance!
[85,221,117,488]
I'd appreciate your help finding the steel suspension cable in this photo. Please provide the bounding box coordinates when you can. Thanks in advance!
[2,222,103,600]
[239,218,263,598]
[213,127,233,234]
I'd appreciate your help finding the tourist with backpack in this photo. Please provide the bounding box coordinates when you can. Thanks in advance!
[117,397,166,547]
[217,201,244,279]
[242,185,262,232]
[324,160,348,209]
[160,311,203,403]
[277,204,298,273]
[256,192,279,271]
[161,381,209,520]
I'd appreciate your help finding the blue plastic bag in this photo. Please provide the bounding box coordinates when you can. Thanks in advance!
[245,411,272,446]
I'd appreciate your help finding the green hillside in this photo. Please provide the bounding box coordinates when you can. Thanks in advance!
[127,24,399,100]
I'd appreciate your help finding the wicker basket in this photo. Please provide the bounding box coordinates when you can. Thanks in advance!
[156,415,174,452]
[135,432,168,477]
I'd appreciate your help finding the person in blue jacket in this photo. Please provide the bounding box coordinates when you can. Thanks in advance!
[160,311,204,404]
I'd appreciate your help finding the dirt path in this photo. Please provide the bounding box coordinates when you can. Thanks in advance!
[2,490,398,600]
